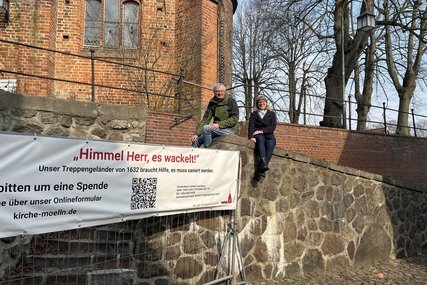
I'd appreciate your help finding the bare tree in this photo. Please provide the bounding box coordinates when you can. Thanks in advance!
[267,1,329,124]
[232,0,277,120]
[320,0,375,128]
[379,0,427,135]
[233,0,330,123]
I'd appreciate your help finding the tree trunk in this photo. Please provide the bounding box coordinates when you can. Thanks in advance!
[322,53,345,128]
[288,63,297,123]
[294,70,307,125]
[244,78,252,120]
[356,34,376,131]
[396,90,413,136]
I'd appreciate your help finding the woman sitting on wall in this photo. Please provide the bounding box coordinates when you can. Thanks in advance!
[248,95,277,174]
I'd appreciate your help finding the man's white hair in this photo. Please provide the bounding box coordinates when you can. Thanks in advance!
[212,83,226,91]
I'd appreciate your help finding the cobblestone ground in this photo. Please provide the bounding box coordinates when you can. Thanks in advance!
[281,255,427,285]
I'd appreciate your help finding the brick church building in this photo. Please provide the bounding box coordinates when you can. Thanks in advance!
[0,0,237,116]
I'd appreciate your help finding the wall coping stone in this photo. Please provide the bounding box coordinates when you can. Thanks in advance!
[0,90,97,118]
[0,90,146,120]
[99,104,146,120]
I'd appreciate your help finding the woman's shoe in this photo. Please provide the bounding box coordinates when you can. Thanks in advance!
[261,158,269,171]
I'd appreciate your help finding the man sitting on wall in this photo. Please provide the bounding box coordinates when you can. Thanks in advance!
[191,83,239,148]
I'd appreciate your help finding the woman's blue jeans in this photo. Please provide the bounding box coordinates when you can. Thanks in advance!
[254,134,276,164]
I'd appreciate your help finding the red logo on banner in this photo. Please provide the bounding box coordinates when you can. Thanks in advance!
[221,193,232,204]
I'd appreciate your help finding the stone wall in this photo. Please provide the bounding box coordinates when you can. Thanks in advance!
[0,90,146,141]
[132,213,231,285]
[109,136,427,284]
[212,135,427,283]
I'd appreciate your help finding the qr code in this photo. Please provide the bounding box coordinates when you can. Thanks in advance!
[131,178,157,210]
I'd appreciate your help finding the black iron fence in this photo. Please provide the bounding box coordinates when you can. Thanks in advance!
[233,85,427,137]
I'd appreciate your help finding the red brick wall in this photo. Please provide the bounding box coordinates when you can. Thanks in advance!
[1,0,235,111]
[0,0,54,96]
[241,122,427,187]
[146,118,427,186]
[49,0,178,104]
[174,0,234,119]
[146,111,197,146]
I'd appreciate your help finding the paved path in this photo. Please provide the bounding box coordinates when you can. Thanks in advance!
[282,255,427,284]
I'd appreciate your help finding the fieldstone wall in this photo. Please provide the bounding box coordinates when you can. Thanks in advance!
[211,136,427,283]
[0,90,147,141]
[132,213,231,285]
[0,235,33,280]
[127,136,427,284]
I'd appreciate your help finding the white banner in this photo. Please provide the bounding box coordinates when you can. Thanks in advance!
[0,133,240,238]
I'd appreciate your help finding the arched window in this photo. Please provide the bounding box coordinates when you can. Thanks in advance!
[84,0,140,49]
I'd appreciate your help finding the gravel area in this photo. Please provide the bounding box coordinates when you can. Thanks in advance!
[281,255,427,285]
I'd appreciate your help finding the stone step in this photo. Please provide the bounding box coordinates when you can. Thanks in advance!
[0,274,45,285]
[43,227,96,240]
[46,271,87,285]
[87,268,136,285]
[33,238,133,255]
[40,223,133,241]
[5,223,137,284]
[94,227,133,241]
[3,268,136,285]
[28,253,134,271]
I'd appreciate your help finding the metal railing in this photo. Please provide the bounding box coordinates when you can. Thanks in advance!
[0,39,208,119]
[0,211,246,285]
[234,85,427,137]
[2,38,426,137]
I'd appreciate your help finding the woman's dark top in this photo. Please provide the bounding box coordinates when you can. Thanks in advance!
[248,110,277,140]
